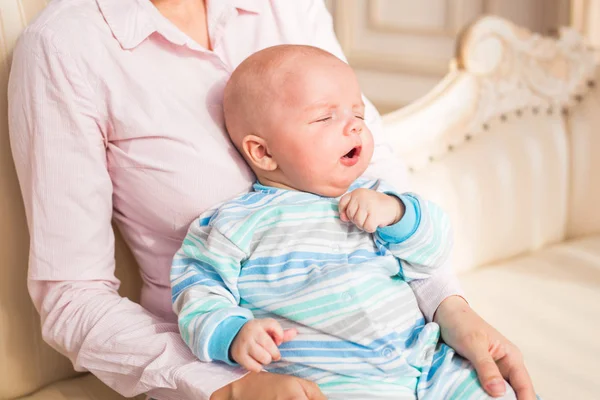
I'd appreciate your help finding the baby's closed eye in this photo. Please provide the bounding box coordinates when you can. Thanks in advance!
[314,116,332,123]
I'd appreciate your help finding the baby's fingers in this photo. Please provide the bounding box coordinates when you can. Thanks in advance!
[250,342,274,367]
[353,208,368,230]
[282,328,298,343]
[363,214,378,233]
[261,318,285,345]
[345,197,359,222]
[338,194,352,221]
[257,331,281,361]
[238,352,264,373]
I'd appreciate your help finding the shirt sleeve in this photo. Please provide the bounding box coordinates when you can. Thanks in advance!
[8,30,245,400]
[301,0,466,320]
[172,216,253,365]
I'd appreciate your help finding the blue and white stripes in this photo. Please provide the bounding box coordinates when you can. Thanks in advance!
[171,178,459,395]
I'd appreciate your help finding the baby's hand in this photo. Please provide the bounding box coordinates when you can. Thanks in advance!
[230,318,297,372]
[338,189,405,233]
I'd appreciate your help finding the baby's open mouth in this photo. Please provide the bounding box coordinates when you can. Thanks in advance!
[340,146,362,166]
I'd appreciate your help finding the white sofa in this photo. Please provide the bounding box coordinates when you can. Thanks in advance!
[0,2,597,398]
[383,17,600,400]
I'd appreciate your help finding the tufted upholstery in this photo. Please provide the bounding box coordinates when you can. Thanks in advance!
[565,77,600,239]
[0,3,598,400]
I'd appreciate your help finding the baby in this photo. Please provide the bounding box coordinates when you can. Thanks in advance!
[171,45,516,399]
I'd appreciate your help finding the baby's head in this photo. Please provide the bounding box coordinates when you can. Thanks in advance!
[223,45,373,197]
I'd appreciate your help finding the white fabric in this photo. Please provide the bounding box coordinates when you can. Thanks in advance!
[566,69,600,239]
[460,235,600,400]
[385,106,570,274]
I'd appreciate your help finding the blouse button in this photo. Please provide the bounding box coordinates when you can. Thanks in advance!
[382,346,394,359]
[341,291,353,302]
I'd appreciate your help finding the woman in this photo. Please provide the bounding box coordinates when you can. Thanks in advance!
[8,0,535,399]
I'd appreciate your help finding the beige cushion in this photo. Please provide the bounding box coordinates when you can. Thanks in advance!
[17,374,145,400]
[0,1,142,398]
[461,235,600,400]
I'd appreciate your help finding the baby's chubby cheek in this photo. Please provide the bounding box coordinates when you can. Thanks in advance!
[362,133,375,159]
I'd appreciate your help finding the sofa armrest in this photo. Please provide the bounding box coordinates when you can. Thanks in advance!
[382,17,598,273]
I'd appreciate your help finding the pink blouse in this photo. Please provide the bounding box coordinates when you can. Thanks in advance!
[8,0,464,398]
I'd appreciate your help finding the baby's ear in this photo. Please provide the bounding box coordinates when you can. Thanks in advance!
[242,135,277,172]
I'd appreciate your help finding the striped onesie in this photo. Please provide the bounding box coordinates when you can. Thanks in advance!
[171,178,517,399]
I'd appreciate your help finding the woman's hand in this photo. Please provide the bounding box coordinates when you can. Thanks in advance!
[434,296,536,400]
[210,371,327,400]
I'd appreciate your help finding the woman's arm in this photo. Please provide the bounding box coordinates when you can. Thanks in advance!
[8,29,245,400]
[297,0,465,322]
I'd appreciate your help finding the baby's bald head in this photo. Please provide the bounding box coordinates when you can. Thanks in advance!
[222,44,371,196]
[223,45,344,149]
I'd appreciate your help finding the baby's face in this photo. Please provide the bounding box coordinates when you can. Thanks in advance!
[264,57,374,197]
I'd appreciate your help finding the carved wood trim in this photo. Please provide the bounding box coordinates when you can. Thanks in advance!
[456,16,598,123]
[383,16,599,172]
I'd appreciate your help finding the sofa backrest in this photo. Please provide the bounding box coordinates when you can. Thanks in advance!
[565,68,600,239]
[383,16,600,273]
[0,1,141,398]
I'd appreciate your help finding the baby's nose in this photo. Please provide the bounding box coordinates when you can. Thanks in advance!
[344,120,363,136]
